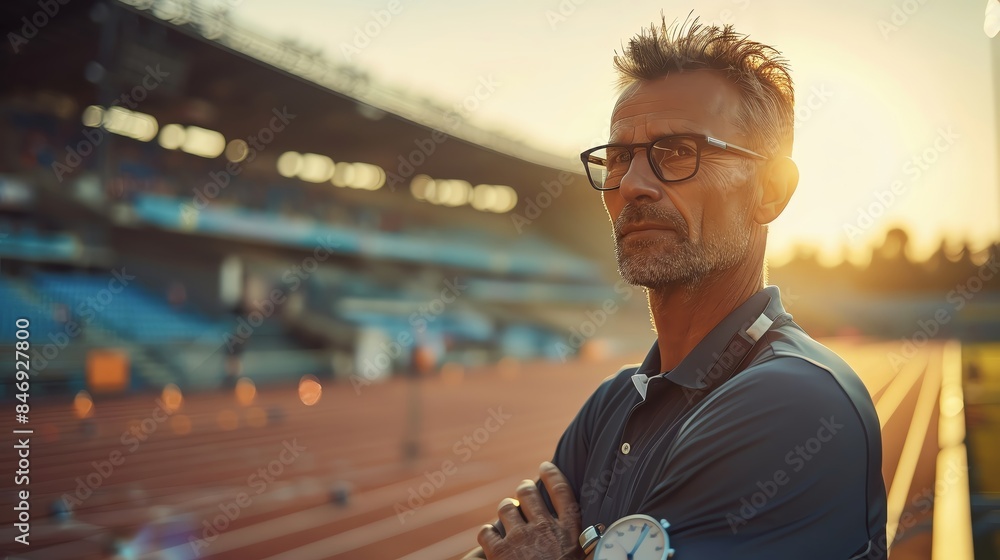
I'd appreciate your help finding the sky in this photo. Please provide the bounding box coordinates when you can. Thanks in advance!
[219,0,1000,265]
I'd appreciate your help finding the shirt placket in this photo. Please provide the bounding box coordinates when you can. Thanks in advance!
[598,376,666,522]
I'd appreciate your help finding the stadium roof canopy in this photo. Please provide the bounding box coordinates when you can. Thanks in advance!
[4,0,583,181]
[2,0,613,264]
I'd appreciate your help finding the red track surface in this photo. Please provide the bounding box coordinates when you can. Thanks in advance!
[0,340,952,559]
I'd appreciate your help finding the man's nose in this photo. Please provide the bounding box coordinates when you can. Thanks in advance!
[619,149,665,204]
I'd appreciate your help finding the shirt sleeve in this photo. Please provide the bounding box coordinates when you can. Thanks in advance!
[637,358,885,560]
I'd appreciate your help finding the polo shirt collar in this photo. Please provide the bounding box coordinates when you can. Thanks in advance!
[631,285,787,397]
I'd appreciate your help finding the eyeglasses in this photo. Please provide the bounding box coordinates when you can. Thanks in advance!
[579,134,768,191]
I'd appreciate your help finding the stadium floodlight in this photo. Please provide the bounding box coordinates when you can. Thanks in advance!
[353,163,385,190]
[277,151,303,178]
[435,179,473,207]
[410,174,434,200]
[331,161,356,188]
[298,153,336,183]
[370,166,387,190]
[101,106,159,142]
[331,162,386,190]
[225,139,249,163]
[471,184,498,212]
[158,124,186,150]
[472,184,518,213]
[180,126,226,158]
[409,175,516,212]
[493,185,518,213]
[81,105,103,127]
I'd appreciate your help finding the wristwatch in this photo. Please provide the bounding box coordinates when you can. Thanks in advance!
[579,514,675,559]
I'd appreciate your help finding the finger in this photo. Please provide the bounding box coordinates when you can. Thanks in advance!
[496,497,525,531]
[514,478,549,523]
[539,461,581,524]
[476,524,502,554]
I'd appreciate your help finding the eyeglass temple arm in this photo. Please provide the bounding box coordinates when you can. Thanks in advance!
[705,136,767,160]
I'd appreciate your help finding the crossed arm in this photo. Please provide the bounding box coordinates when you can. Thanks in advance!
[462,461,585,560]
[461,361,884,559]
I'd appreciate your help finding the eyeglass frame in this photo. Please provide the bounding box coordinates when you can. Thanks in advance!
[579,133,769,191]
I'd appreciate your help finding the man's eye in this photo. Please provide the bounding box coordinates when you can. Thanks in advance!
[610,150,632,164]
[658,147,695,159]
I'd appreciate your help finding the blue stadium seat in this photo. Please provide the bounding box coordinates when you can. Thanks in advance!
[32,273,220,343]
[0,279,60,341]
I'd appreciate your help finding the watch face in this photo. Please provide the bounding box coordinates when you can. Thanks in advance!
[593,514,670,560]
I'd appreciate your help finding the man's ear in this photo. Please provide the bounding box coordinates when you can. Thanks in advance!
[753,156,799,225]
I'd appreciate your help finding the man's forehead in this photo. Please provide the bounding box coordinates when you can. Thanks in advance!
[610,71,741,139]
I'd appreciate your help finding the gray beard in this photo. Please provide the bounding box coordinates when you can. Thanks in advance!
[614,218,752,289]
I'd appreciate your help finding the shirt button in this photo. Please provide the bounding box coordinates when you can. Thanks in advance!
[621,442,631,455]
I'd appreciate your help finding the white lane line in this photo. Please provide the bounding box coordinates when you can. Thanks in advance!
[885,348,941,551]
[263,477,518,560]
[875,352,929,429]
[931,340,973,560]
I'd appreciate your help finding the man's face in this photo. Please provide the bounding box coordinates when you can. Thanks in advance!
[603,70,760,289]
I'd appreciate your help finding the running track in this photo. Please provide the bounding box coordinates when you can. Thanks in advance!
[0,340,973,559]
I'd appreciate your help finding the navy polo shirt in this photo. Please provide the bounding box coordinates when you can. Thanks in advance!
[497,285,887,559]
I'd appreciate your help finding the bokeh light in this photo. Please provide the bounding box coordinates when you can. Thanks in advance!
[162,384,183,413]
[73,390,93,419]
[235,376,257,406]
[298,375,322,406]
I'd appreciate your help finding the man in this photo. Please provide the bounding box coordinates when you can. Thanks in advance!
[465,15,887,560]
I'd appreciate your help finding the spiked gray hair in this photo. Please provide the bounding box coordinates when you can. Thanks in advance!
[613,14,795,157]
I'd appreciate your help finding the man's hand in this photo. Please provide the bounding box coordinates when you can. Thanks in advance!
[477,461,585,560]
